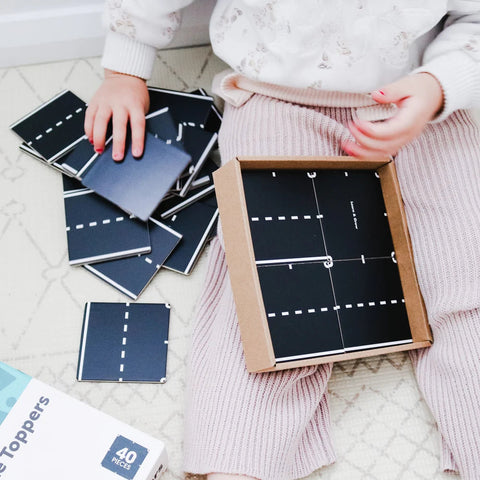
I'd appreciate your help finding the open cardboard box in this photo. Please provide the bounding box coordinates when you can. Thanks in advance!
[213,156,432,373]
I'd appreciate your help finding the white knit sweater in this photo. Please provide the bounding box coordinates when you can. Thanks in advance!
[102,0,480,120]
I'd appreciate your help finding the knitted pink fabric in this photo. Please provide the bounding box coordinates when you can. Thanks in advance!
[183,94,480,479]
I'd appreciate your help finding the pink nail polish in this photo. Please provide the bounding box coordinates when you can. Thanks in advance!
[95,148,103,154]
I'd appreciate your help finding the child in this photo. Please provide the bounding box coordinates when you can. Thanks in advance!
[86,2,480,479]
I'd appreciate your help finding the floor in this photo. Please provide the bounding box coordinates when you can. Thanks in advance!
[0,46,456,479]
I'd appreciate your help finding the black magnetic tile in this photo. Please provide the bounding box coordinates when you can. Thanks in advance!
[269,311,344,361]
[163,200,219,274]
[148,87,214,126]
[193,87,223,133]
[152,185,215,220]
[243,170,318,218]
[81,132,191,221]
[84,219,181,299]
[10,90,86,163]
[249,217,326,263]
[63,189,151,265]
[329,258,411,349]
[257,262,336,315]
[77,302,170,382]
[146,107,184,150]
[314,170,394,259]
[258,263,343,360]
[178,126,218,196]
[60,137,98,178]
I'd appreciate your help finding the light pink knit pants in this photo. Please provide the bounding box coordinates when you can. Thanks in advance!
[184,94,480,479]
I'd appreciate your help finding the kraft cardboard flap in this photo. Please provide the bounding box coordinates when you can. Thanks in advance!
[213,159,276,371]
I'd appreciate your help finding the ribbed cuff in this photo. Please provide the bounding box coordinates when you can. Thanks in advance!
[440,437,459,474]
[412,51,480,123]
[101,31,157,80]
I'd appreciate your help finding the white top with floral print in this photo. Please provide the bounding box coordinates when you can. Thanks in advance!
[102,0,480,118]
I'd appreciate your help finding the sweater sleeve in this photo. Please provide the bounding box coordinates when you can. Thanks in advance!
[413,1,480,121]
[101,0,196,80]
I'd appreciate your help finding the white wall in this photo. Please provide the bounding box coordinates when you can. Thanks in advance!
[0,0,215,68]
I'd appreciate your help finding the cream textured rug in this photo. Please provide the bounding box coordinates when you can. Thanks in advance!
[0,46,458,479]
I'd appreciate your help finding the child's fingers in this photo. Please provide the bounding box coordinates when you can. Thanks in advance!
[84,103,97,144]
[355,101,420,141]
[92,107,112,154]
[342,140,391,161]
[112,108,129,161]
[130,109,146,158]
[349,122,400,153]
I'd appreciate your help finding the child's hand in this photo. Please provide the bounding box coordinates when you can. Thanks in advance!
[343,73,444,160]
[85,69,150,161]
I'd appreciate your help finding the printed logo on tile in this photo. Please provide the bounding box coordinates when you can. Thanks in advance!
[101,435,149,479]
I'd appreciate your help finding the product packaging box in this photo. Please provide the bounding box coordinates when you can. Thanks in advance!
[213,156,432,373]
[0,362,167,479]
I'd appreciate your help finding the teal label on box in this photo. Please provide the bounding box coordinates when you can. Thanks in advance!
[102,435,148,479]
[0,362,31,425]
